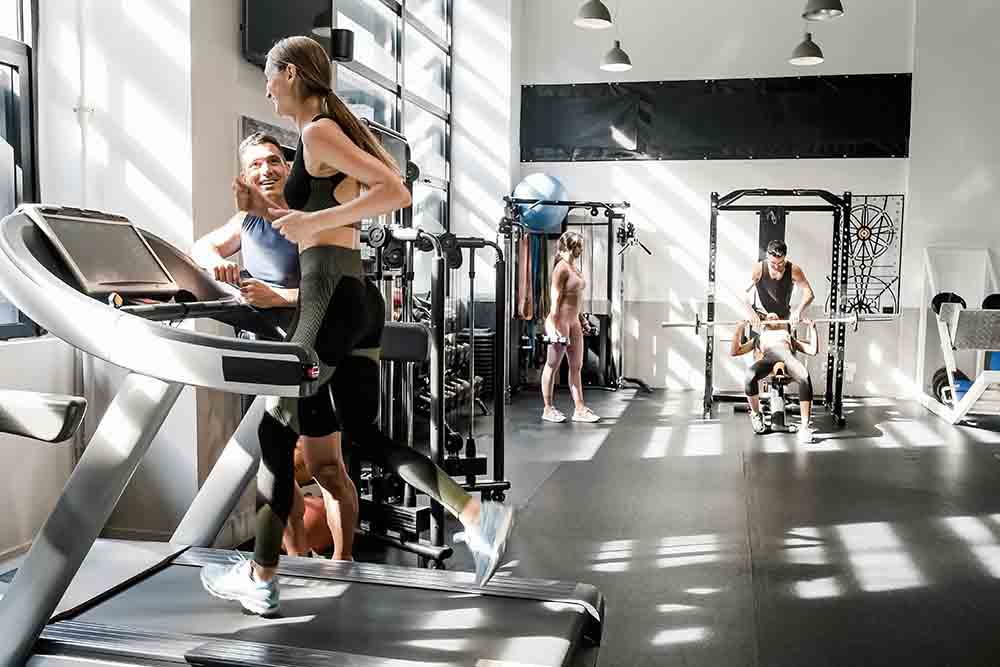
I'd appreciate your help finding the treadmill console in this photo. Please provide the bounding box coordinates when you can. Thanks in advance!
[33,207,180,299]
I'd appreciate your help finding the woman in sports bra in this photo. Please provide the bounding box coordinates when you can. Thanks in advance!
[200,36,515,617]
[541,231,600,423]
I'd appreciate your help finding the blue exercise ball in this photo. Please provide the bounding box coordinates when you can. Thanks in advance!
[513,173,569,234]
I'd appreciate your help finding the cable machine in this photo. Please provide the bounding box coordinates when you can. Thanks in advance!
[499,197,651,399]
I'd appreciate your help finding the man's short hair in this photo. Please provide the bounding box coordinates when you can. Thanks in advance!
[766,240,787,257]
[238,132,285,167]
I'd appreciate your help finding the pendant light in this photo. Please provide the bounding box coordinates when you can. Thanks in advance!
[601,40,633,72]
[574,0,613,29]
[600,1,632,73]
[802,0,845,21]
[789,32,824,66]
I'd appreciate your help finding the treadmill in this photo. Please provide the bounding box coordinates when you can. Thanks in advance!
[0,204,604,666]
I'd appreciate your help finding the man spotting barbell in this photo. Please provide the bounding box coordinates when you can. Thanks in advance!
[743,239,814,327]
[730,313,818,442]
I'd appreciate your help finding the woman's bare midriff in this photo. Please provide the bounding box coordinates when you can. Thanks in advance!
[297,173,362,251]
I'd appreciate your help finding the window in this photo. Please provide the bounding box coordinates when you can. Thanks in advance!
[336,0,451,229]
[1,0,37,340]
[337,65,397,128]
[0,0,20,41]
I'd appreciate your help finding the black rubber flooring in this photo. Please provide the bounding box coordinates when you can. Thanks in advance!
[462,389,1000,666]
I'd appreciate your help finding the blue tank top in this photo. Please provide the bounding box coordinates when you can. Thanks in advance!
[240,214,300,288]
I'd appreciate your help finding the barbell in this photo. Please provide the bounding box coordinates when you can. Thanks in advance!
[660,311,896,335]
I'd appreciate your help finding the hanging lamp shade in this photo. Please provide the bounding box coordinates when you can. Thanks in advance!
[802,0,844,21]
[601,40,633,72]
[574,0,613,29]
[789,32,824,66]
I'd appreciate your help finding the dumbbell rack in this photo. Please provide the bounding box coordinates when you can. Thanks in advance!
[457,328,496,398]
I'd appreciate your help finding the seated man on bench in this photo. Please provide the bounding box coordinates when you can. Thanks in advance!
[730,313,818,442]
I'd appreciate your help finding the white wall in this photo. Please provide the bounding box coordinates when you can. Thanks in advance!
[906,1,1000,308]
[522,0,913,84]
[450,0,518,298]
[33,0,200,540]
[515,0,915,395]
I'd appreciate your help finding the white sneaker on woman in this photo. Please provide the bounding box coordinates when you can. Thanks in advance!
[572,407,600,423]
[455,501,517,587]
[542,407,566,423]
[200,554,279,616]
[796,424,815,444]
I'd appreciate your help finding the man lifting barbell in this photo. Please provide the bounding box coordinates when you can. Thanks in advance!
[730,313,818,442]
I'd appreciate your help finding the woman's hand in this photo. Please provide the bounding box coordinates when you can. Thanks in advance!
[270,208,317,244]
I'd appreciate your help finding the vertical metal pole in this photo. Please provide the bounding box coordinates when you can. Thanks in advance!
[617,219,627,388]
[703,193,719,419]
[502,222,515,405]
[607,213,615,387]
[835,192,852,425]
[493,246,506,485]
[383,274,395,440]
[429,245,447,548]
[465,247,477,487]
[825,208,841,413]
[403,240,416,507]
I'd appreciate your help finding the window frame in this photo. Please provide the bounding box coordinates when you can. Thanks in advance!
[0,0,40,341]
[336,0,451,230]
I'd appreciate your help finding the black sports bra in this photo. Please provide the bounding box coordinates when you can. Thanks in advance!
[284,114,350,212]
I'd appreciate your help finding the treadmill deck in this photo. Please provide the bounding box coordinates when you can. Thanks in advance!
[37,546,600,666]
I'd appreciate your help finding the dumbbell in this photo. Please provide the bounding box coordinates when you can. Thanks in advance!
[541,334,569,346]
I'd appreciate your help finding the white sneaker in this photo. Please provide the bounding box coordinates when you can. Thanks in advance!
[200,555,279,616]
[796,424,815,444]
[542,407,566,423]
[455,501,516,587]
[750,411,766,434]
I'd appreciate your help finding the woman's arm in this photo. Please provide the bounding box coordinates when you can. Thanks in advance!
[729,321,756,357]
[793,321,819,356]
[549,263,569,316]
[299,119,410,231]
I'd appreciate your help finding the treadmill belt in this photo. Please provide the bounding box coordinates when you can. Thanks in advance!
[71,563,587,665]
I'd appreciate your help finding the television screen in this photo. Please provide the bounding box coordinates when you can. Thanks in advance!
[243,1,333,67]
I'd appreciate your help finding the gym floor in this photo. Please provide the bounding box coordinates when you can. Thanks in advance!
[382,389,1000,666]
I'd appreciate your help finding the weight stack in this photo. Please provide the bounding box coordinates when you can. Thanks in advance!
[457,328,496,397]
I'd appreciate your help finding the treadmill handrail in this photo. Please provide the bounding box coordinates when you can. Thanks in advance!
[0,206,321,397]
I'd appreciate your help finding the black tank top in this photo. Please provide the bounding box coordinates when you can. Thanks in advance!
[756,260,794,319]
[284,114,350,212]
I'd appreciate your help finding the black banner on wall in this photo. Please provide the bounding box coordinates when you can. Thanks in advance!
[521,73,911,162]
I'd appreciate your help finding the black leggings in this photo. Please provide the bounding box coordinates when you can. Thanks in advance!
[744,347,813,403]
[254,246,469,567]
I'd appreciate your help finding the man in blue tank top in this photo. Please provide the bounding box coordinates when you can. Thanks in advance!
[191,132,300,306]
